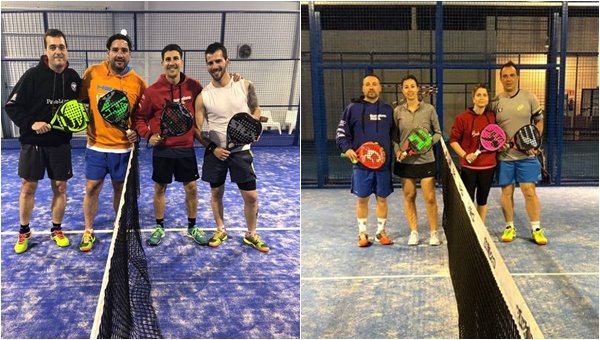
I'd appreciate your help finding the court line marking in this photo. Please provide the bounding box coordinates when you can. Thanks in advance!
[301,272,598,281]
[0,227,299,236]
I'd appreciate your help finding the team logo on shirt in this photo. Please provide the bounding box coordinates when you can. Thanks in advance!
[71,82,77,92]
[517,104,524,111]
[369,114,387,121]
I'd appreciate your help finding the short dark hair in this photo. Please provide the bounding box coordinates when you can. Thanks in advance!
[106,33,132,51]
[471,83,489,97]
[363,74,381,83]
[205,42,228,61]
[44,29,68,49]
[401,74,420,88]
[500,61,520,76]
[161,44,183,61]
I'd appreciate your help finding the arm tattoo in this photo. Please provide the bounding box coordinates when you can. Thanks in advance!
[247,82,259,115]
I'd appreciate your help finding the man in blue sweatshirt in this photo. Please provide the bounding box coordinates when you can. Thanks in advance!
[5,29,81,254]
[336,74,396,247]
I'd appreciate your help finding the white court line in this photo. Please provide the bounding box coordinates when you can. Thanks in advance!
[0,227,299,236]
[302,272,598,281]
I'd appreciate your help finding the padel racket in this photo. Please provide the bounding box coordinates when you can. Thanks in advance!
[48,100,89,132]
[98,89,130,131]
[341,141,386,170]
[226,112,262,150]
[467,124,507,163]
[158,101,194,139]
[398,127,433,161]
[510,124,541,152]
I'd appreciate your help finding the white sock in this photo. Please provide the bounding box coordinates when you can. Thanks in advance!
[376,218,386,234]
[357,218,367,233]
[506,221,515,229]
[531,221,540,231]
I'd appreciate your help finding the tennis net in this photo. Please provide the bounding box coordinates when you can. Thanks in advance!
[90,146,162,339]
[439,139,544,339]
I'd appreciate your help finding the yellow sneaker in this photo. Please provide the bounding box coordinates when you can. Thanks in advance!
[501,226,516,242]
[50,229,70,247]
[14,232,32,254]
[532,228,548,245]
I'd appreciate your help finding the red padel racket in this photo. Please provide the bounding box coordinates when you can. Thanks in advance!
[468,124,507,163]
[341,141,386,170]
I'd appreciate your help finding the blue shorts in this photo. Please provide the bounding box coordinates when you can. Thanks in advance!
[496,158,541,186]
[351,167,393,198]
[85,149,130,181]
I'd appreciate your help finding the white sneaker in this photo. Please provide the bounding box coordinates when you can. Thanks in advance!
[429,231,441,246]
[407,231,419,246]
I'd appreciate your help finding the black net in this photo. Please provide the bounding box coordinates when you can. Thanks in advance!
[439,139,543,339]
[95,146,162,339]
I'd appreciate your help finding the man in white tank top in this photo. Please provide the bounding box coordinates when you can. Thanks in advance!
[194,42,269,252]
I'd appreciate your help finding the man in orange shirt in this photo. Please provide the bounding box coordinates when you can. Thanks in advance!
[78,33,147,252]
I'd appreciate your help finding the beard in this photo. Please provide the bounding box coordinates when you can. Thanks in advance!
[110,59,127,74]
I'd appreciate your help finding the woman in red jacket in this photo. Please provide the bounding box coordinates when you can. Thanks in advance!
[449,84,497,223]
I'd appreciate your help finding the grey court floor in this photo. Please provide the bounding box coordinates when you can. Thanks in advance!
[301,186,599,339]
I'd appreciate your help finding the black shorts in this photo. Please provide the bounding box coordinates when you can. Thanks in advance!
[460,167,496,206]
[18,144,72,181]
[201,150,256,185]
[394,161,436,179]
[152,154,199,184]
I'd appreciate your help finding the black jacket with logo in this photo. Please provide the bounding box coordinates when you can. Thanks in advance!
[5,55,81,146]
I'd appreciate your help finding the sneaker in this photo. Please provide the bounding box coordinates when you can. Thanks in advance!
[532,228,548,245]
[375,230,393,245]
[187,226,209,245]
[407,231,419,246]
[429,231,441,246]
[243,233,270,252]
[79,230,96,252]
[50,229,70,247]
[147,226,165,246]
[14,231,32,254]
[357,232,371,247]
[209,230,228,247]
[501,226,516,242]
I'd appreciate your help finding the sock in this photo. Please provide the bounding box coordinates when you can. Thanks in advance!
[357,218,367,233]
[156,219,164,228]
[531,221,541,231]
[19,224,30,234]
[51,222,62,232]
[376,218,386,234]
[506,221,515,229]
[188,218,196,229]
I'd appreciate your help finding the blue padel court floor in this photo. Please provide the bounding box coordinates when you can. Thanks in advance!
[301,186,598,339]
[1,145,300,339]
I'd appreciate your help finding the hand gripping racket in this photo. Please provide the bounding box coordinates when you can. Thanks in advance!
[48,100,90,132]
[341,141,386,170]
[158,101,194,139]
[468,124,507,163]
[98,89,130,132]
[398,127,433,161]
[226,112,262,150]
[510,124,542,153]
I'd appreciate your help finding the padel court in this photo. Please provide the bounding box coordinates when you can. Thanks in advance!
[301,185,598,338]
[1,145,300,338]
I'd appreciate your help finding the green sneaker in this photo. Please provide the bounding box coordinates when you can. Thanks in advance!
[147,226,165,246]
[208,230,228,247]
[187,226,209,245]
[50,229,70,247]
[243,233,270,253]
[14,231,32,254]
[501,226,516,242]
[532,228,548,245]
[79,230,96,252]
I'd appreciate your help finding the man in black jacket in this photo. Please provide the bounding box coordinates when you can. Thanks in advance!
[5,29,81,254]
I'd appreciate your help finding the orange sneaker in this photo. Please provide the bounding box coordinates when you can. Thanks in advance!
[376,230,393,245]
[357,232,371,247]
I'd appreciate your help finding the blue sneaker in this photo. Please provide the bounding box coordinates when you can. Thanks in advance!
[187,226,209,245]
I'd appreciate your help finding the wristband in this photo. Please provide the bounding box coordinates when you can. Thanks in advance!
[206,142,217,153]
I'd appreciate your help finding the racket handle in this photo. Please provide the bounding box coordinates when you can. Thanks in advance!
[340,153,358,164]
[474,149,481,157]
